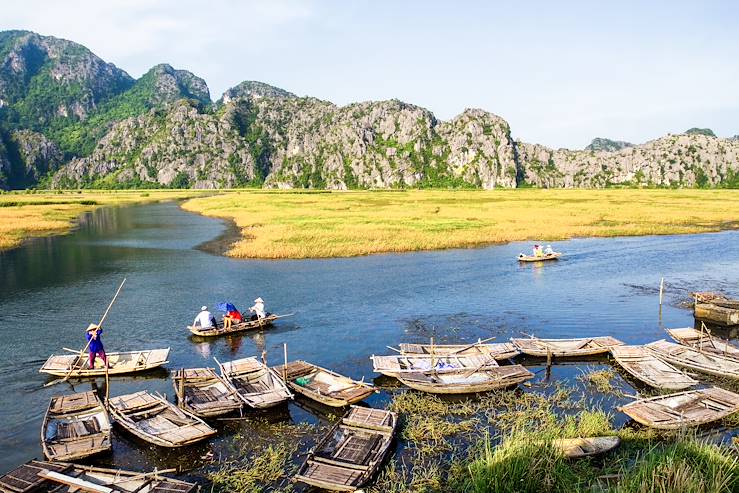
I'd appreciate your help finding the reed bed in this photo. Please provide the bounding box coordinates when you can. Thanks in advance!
[0,189,207,250]
[181,188,739,259]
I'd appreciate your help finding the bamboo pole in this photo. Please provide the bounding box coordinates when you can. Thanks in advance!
[104,357,110,411]
[659,277,664,306]
[45,278,127,387]
[178,368,185,409]
[283,343,288,382]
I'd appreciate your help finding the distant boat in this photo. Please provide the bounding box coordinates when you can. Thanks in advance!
[108,391,216,447]
[511,336,624,357]
[188,313,290,337]
[274,360,375,407]
[610,345,697,390]
[172,367,243,418]
[219,357,292,409]
[619,387,739,429]
[0,460,198,493]
[293,406,397,491]
[666,327,739,361]
[39,348,170,377]
[42,391,112,461]
[398,342,520,360]
[518,252,562,262]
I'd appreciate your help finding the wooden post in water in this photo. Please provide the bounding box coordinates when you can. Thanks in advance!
[261,350,267,366]
[283,343,288,382]
[430,337,436,377]
[659,277,664,306]
[546,347,552,370]
[178,368,185,409]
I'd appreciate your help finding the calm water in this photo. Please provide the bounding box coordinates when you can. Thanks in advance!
[0,201,738,477]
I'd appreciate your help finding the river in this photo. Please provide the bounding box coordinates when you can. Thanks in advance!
[0,201,737,479]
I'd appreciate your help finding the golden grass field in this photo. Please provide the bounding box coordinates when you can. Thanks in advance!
[182,188,739,259]
[0,190,207,251]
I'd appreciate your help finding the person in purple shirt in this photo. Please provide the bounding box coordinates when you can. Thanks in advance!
[86,324,107,369]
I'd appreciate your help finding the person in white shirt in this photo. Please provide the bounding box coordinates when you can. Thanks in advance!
[193,306,214,328]
[249,297,266,320]
[544,245,554,255]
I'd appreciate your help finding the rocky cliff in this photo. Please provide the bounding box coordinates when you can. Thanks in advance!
[2,30,738,190]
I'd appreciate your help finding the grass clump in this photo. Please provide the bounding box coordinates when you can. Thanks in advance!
[577,368,617,394]
[208,443,296,493]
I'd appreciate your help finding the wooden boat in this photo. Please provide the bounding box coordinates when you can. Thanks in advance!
[42,391,112,461]
[666,327,739,361]
[610,345,697,390]
[219,357,292,409]
[294,406,396,491]
[518,252,562,262]
[0,460,198,493]
[645,339,739,379]
[273,360,375,407]
[618,386,739,429]
[511,336,624,357]
[188,313,286,337]
[694,302,739,326]
[396,365,534,394]
[371,354,498,378]
[108,391,216,447]
[551,436,621,458]
[172,367,242,417]
[39,348,170,377]
[398,341,520,360]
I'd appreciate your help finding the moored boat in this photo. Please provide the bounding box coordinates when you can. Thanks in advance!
[108,391,216,447]
[645,339,739,379]
[274,360,375,407]
[188,313,287,337]
[618,387,739,429]
[694,303,739,326]
[0,460,198,493]
[610,345,697,390]
[371,354,498,378]
[518,253,562,262]
[666,327,739,360]
[294,406,396,491]
[172,367,242,417]
[552,436,621,458]
[39,348,170,377]
[398,341,520,360]
[219,357,292,409]
[396,365,534,394]
[42,391,112,461]
[511,336,624,357]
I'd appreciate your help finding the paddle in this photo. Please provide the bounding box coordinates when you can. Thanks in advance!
[449,337,497,355]
[45,278,127,387]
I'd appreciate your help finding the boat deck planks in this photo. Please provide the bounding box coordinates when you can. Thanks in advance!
[398,342,520,360]
[273,360,375,407]
[619,386,739,429]
[371,354,498,377]
[666,327,739,361]
[108,391,215,447]
[172,367,242,417]
[397,365,534,394]
[610,345,697,390]
[42,390,112,461]
[0,460,197,493]
[645,339,739,379]
[294,406,396,491]
[219,357,292,409]
[39,348,170,377]
[511,336,624,357]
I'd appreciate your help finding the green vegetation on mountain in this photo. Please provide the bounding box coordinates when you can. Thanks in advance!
[685,127,716,137]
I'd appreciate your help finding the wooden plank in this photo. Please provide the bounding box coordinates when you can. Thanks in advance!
[39,470,113,493]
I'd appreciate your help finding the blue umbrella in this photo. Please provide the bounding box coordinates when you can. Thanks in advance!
[216,302,237,313]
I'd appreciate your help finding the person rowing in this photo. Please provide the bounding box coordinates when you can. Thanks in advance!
[85,323,107,369]
[249,297,267,321]
[193,305,216,330]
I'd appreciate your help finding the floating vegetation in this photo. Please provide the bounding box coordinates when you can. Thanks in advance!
[577,367,618,394]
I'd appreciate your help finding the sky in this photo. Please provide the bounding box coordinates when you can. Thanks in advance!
[2,0,738,149]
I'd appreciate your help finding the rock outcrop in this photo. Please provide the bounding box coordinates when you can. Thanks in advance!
[0,129,63,189]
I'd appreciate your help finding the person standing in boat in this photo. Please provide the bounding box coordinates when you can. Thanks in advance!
[193,305,216,329]
[86,324,107,369]
[249,297,267,321]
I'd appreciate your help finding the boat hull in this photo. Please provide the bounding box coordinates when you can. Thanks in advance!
[39,348,170,377]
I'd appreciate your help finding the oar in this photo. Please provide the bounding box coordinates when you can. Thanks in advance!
[45,278,127,387]
[449,337,497,355]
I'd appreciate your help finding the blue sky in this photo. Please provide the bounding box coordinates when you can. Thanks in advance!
[2,0,738,148]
